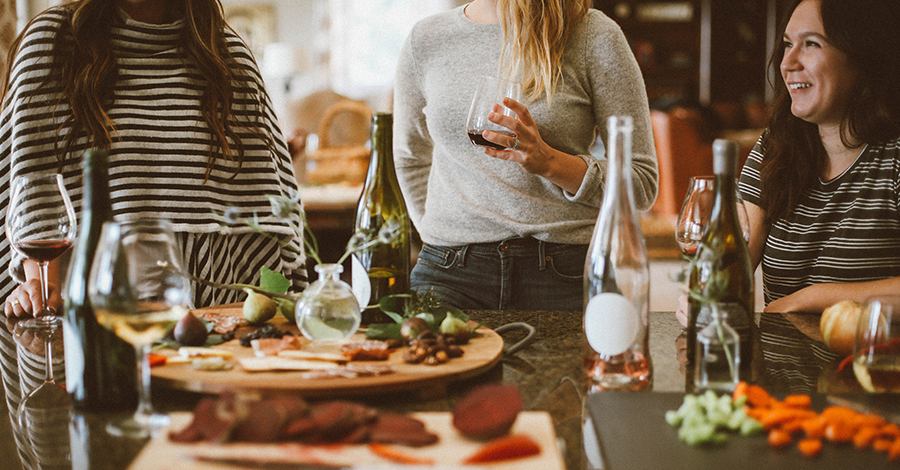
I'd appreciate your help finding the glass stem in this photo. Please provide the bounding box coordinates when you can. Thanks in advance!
[43,333,55,384]
[38,261,50,317]
[712,304,736,379]
[135,344,154,420]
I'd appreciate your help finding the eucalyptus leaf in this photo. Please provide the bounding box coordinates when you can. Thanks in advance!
[364,322,403,340]
[260,267,291,295]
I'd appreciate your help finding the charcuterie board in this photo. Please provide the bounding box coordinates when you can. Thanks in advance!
[151,304,504,397]
[129,411,565,470]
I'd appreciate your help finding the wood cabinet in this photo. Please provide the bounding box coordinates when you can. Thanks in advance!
[594,0,788,106]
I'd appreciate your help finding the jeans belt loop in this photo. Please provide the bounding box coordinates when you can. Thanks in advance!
[456,244,469,268]
[537,239,547,271]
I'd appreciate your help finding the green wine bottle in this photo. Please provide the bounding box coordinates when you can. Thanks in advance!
[63,149,138,412]
[686,139,757,390]
[352,113,410,324]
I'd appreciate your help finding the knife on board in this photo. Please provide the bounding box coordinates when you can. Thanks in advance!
[827,395,900,425]
[192,455,486,470]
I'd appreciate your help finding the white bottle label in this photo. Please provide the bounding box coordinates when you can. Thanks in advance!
[351,254,371,308]
[63,320,84,392]
[584,292,640,357]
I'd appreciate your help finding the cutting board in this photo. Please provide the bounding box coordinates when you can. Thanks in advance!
[129,411,565,470]
[151,304,504,397]
[588,392,899,470]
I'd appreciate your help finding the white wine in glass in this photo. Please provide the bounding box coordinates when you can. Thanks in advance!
[88,219,191,438]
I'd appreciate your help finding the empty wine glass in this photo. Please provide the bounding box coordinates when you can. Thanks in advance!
[6,174,78,329]
[675,176,750,258]
[88,219,191,438]
[466,76,522,150]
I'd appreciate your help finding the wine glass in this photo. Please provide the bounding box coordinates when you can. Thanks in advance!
[13,316,71,469]
[88,219,191,438]
[853,295,900,392]
[675,176,750,257]
[465,76,522,149]
[6,173,78,328]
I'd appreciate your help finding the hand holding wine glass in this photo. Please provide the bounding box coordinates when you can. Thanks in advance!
[88,219,191,438]
[5,174,77,325]
[466,76,522,150]
[675,176,750,258]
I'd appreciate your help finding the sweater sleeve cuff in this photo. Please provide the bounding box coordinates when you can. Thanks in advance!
[563,153,604,204]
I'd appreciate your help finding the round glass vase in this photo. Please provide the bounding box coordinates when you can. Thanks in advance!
[295,263,361,342]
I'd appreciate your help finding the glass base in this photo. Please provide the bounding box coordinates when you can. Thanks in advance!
[14,314,62,333]
[106,412,170,439]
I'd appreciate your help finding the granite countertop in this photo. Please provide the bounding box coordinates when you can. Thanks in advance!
[0,309,845,470]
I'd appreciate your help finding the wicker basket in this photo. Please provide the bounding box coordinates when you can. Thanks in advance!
[305,100,373,185]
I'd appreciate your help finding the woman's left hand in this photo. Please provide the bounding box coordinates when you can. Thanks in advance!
[482,98,555,175]
[481,98,587,194]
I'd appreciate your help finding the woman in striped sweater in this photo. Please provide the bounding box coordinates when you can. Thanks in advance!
[738,0,900,314]
[0,0,307,319]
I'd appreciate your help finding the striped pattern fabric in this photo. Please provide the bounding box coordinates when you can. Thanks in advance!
[739,136,900,305]
[0,6,307,417]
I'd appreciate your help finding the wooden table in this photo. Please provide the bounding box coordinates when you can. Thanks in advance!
[0,309,865,470]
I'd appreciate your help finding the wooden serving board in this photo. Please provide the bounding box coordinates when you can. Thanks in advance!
[151,304,504,397]
[129,411,564,470]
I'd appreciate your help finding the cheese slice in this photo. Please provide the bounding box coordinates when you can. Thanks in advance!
[276,350,347,363]
[239,357,341,372]
[178,347,234,359]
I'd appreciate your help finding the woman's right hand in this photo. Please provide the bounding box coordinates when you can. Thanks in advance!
[4,279,60,318]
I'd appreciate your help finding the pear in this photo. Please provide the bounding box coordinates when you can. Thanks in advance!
[174,311,208,346]
[242,288,278,324]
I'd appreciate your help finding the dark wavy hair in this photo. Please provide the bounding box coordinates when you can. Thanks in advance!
[2,0,269,179]
[759,0,900,223]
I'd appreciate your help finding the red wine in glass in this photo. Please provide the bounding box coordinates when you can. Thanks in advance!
[467,130,516,150]
[12,240,73,263]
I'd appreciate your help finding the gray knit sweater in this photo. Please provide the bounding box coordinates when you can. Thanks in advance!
[393,6,658,247]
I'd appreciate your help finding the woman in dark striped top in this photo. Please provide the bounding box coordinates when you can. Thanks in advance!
[0,0,307,318]
[738,0,900,314]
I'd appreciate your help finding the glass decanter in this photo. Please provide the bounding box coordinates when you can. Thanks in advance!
[296,263,361,341]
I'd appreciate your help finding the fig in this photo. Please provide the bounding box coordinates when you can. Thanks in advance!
[401,317,430,341]
[243,288,278,324]
[174,311,208,346]
[440,314,470,344]
[275,297,297,323]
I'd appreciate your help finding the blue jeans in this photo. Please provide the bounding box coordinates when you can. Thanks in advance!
[410,237,587,311]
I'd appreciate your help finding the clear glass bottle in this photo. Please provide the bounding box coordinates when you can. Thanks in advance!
[296,263,361,341]
[583,115,651,392]
[695,303,740,391]
[687,139,756,390]
[352,112,410,324]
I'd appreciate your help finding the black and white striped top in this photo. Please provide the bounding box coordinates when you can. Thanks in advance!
[0,7,308,309]
[739,135,900,305]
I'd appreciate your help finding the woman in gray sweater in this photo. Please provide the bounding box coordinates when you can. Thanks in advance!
[393,0,658,310]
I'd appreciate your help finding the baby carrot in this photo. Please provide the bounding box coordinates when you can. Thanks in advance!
[797,437,822,457]
[767,429,792,448]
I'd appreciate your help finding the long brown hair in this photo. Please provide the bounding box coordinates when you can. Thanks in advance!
[496,0,591,103]
[2,0,269,179]
[759,0,900,223]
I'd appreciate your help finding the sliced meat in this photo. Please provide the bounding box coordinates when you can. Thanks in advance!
[368,412,439,447]
[340,341,391,361]
[231,397,309,442]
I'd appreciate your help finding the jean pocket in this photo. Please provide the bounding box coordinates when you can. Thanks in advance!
[416,243,458,270]
[545,246,588,282]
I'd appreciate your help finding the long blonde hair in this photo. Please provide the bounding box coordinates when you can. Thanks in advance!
[497,0,591,103]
